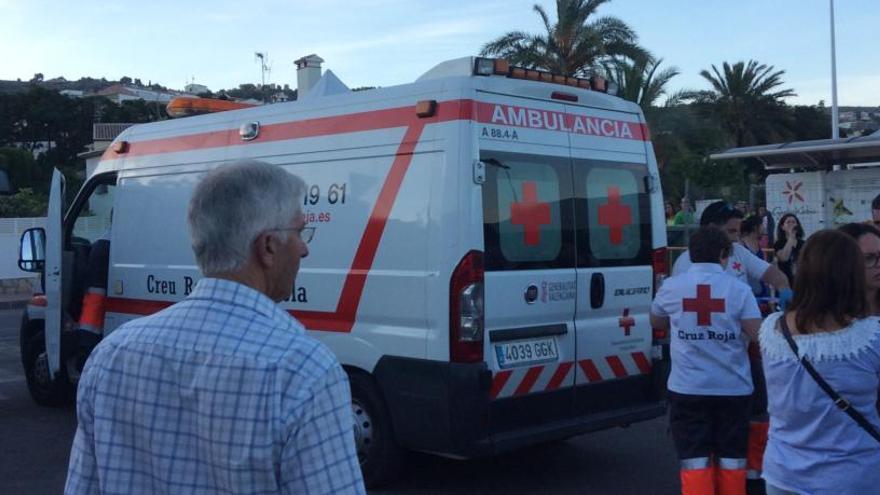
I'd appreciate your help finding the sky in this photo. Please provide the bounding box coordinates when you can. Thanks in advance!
[1,0,878,106]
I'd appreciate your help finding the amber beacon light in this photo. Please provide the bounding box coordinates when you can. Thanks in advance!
[473,57,617,95]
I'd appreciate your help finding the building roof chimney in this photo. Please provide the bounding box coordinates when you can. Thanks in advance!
[294,54,324,98]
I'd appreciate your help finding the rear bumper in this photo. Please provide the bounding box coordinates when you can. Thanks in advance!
[373,356,667,458]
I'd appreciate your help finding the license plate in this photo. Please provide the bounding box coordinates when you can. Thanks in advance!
[495,337,559,369]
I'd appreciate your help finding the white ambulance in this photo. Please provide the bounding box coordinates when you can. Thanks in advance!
[18,56,670,485]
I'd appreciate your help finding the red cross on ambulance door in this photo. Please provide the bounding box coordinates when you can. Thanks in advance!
[510,181,552,246]
[598,186,632,245]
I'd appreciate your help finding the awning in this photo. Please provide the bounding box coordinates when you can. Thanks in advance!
[709,132,880,170]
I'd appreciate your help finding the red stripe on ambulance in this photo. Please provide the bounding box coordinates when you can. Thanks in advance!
[514,366,545,397]
[605,356,628,378]
[492,353,653,399]
[293,121,426,332]
[490,370,513,399]
[631,352,652,374]
[578,359,602,383]
[102,100,476,160]
[545,361,574,391]
[105,297,171,315]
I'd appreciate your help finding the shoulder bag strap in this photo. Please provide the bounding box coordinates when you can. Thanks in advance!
[779,314,880,444]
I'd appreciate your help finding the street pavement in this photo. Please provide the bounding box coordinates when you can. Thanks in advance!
[0,309,77,494]
[0,309,679,494]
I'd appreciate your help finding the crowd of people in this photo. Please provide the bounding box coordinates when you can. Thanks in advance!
[655,198,880,495]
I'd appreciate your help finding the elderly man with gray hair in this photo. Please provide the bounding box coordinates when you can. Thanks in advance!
[65,161,365,494]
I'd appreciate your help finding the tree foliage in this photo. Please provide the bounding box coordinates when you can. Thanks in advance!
[0,88,168,216]
[605,56,679,111]
[681,60,796,148]
[480,0,648,77]
[0,147,50,194]
[0,188,47,217]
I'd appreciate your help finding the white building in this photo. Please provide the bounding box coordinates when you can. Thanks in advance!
[97,84,178,104]
[184,83,209,95]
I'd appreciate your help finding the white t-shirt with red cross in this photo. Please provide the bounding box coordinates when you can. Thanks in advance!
[652,263,761,396]
[672,242,770,286]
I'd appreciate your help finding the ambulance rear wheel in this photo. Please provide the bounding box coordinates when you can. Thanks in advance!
[349,372,402,488]
[24,332,73,407]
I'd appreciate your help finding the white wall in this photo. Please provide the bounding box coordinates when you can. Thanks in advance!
[0,217,45,280]
[766,168,880,237]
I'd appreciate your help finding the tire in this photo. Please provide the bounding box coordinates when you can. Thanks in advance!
[349,372,402,488]
[23,332,74,407]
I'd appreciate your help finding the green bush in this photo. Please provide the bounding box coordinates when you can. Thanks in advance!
[0,188,48,217]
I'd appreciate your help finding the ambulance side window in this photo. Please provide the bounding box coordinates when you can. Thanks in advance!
[573,161,651,267]
[68,176,117,246]
[482,152,575,271]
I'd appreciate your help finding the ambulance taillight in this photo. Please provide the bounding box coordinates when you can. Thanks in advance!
[651,247,670,360]
[450,250,484,363]
[652,247,668,295]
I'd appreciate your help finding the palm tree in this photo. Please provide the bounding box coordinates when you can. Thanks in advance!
[605,56,680,110]
[480,0,648,78]
[683,60,796,147]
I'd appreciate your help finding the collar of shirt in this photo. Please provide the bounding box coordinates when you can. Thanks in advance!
[686,263,725,274]
[187,277,294,325]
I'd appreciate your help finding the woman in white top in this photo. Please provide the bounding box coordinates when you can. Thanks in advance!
[759,230,880,495]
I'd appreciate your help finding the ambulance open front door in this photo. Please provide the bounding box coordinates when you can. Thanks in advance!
[571,154,656,415]
[44,168,65,379]
[481,149,578,429]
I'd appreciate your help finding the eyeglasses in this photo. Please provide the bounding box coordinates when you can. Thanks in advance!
[269,226,316,244]
[865,251,880,268]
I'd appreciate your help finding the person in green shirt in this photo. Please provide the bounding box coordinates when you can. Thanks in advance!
[673,197,696,225]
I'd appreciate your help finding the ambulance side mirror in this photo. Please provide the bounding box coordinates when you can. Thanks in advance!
[19,227,46,272]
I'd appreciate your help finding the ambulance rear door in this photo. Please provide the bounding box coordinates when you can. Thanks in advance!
[566,103,657,417]
[477,95,578,432]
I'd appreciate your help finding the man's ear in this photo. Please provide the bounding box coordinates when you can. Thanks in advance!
[253,231,276,268]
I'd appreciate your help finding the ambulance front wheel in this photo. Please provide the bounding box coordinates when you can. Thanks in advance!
[24,331,74,407]
[349,372,402,488]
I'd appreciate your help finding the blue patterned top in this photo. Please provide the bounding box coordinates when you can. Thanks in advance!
[760,313,880,495]
[65,278,365,494]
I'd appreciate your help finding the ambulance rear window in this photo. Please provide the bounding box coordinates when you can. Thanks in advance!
[481,152,575,271]
[574,160,651,267]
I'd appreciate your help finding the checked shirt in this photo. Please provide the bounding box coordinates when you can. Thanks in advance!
[65,278,365,494]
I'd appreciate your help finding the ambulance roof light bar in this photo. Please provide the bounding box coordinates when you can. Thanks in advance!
[166,96,260,118]
[473,57,616,95]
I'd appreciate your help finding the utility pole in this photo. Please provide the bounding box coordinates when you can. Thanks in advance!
[830,0,840,141]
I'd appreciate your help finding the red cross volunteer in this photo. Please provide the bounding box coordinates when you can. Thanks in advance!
[651,226,762,495]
